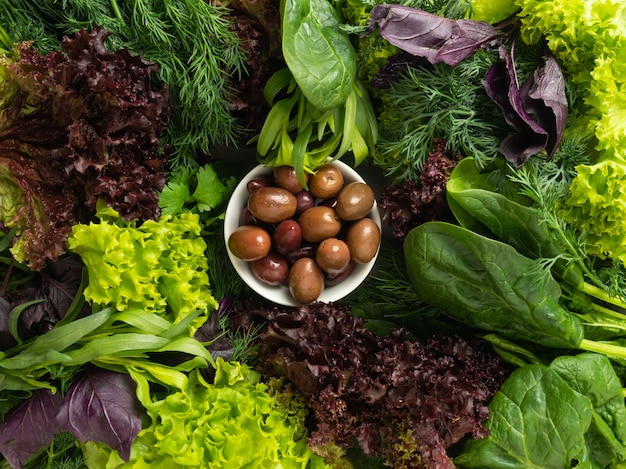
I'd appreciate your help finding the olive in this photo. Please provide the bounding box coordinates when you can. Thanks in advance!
[335,182,375,221]
[274,165,308,193]
[286,245,316,264]
[239,207,256,226]
[308,164,344,199]
[325,261,356,286]
[294,190,315,214]
[298,206,342,243]
[228,225,271,261]
[247,176,272,194]
[273,219,302,255]
[288,257,324,304]
[250,252,289,286]
[248,186,297,223]
[315,238,351,274]
[346,217,381,263]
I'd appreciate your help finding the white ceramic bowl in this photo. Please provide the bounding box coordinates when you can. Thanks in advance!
[224,160,381,306]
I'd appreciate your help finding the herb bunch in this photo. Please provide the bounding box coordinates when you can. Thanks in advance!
[374,51,505,182]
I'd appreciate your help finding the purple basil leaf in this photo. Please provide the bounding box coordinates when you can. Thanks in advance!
[57,368,143,462]
[11,255,87,337]
[0,389,64,469]
[519,53,568,157]
[483,45,548,166]
[434,19,503,66]
[0,297,17,350]
[367,5,501,66]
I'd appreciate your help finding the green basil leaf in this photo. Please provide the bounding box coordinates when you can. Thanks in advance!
[281,0,356,111]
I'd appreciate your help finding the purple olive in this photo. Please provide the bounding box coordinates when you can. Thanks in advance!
[286,245,316,264]
[324,261,356,286]
[250,252,289,286]
[294,190,315,214]
[247,176,273,194]
[273,219,302,255]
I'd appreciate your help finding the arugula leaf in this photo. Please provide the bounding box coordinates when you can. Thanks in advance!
[455,363,593,468]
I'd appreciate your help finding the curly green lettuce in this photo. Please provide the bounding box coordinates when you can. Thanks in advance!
[81,359,330,468]
[559,160,626,266]
[67,203,217,329]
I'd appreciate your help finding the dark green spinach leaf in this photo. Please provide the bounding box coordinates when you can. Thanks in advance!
[281,0,356,110]
[455,363,592,468]
[404,221,584,349]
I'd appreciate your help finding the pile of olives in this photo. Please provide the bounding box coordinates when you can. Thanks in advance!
[227,163,381,304]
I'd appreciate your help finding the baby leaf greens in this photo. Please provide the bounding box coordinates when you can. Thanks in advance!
[456,353,626,468]
[404,221,584,349]
[281,0,356,111]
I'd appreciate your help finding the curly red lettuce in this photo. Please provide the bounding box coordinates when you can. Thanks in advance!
[378,139,459,240]
[0,27,170,270]
[229,299,508,468]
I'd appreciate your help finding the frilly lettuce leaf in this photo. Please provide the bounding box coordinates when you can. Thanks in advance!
[515,0,626,161]
[67,203,217,329]
[559,160,626,265]
[81,359,330,468]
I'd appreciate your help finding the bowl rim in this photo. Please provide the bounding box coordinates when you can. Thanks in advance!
[223,160,382,306]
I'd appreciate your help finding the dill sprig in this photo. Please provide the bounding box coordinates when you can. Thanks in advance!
[0,0,248,173]
[374,50,505,183]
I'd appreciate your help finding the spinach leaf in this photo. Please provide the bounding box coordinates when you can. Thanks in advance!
[404,221,584,349]
[455,363,593,468]
[446,157,584,288]
[550,353,626,467]
[281,0,356,111]
[447,157,563,261]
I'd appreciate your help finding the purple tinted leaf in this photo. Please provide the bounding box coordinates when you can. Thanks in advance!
[435,19,503,66]
[519,53,568,157]
[0,389,64,469]
[367,5,501,66]
[57,369,143,462]
[0,297,17,350]
[10,255,87,338]
[483,45,548,166]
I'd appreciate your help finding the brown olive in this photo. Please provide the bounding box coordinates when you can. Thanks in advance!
[298,206,342,243]
[228,225,271,261]
[308,164,344,199]
[335,182,375,221]
[273,219,302,255]
[346,217,381,263]
[250,252,289,286]
[288,257,324,304]
[315,238,351,274]
[248,187,297,223]
[274,165,308,193]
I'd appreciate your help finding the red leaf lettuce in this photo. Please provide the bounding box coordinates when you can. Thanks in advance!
[0,27,170,270]
[230,300,508,468]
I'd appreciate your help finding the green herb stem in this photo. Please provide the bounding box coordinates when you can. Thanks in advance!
[582,282,626,314]
[580,338,626,361]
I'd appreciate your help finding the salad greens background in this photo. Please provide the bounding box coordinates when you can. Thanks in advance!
[1,0,626,468]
